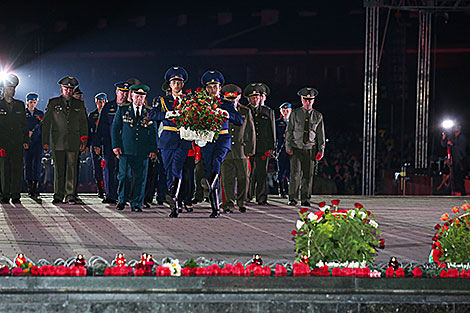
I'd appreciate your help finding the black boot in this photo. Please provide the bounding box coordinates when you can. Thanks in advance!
[168,194,178,218]
[206,172,219,192]
[209,188,220,218]
[97,180,105,199]
[169,177,181,199]
[27,180,34,197]
[33,181,40,198]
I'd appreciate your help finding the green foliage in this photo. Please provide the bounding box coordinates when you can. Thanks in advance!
[435,211,470,263]
[293,205,381,267]
[183,258,200,269]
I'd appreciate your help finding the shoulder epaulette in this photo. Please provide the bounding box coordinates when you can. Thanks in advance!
[160,96,169,112]
[119,102,130,107]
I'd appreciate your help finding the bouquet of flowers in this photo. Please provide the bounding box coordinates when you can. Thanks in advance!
[292,200,383,267]
[431,202,470,263]
[172,88,228,142]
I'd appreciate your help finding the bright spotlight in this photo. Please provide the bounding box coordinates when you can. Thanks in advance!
[442,119,455,130]
[0,71,8,82]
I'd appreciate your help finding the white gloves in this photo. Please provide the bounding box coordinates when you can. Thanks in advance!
[195,140,207,147]
[165,110,180,119]
[216,108,229,117]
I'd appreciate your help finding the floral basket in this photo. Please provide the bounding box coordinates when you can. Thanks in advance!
[179,127,215,142]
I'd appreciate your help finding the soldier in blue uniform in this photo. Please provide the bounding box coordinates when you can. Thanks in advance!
[94,81,131,204]
[149,66,192,218]
[88,92,107,198]
[199,70,244,218]
[112,84,157,212]
[24,92,44,200]
[276,102,292,198]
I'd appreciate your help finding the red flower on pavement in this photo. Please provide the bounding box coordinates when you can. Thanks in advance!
[101,160,106,168]
[0,149,5,157]
[299,208,308,214]
[12,267,24,276]
[462,203,470,211]
[385,267,394,278]
[275,265,287,277]
[0,266,10,276]
[441,213,449,221]
[318,201,326,208]
[434,224,441,230]
[452,206,460,214]
[448,268,460,278]
[440,270,449,278]
[395,268,405,278]
[291,230,297,236]
[331,199,340,206]
[80,136,88,142]
[412,267,423,278]
[378,238,385,249]
[30,266,40,276]
[354,203,363,209]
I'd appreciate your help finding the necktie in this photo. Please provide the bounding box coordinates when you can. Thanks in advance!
[136,107,140,120]
[303,113,310,144]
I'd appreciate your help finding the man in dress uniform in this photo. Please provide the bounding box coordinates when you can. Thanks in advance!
[88,92,107,198]
[285,87,325,206]
[42,76,88,204]
[245,83,276,205]
[0,74,29,204]
[220,84,255,213]
[149,66,192,218]
[112,84,157,212]
[24,92,44,200]
[276,102,292,198]
[199,71,244,217]
[94,81,131,204]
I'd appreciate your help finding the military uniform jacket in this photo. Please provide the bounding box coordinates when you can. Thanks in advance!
[285,107,325,155]
[225,104,255,160]
[149,95,192,150]
[42,96,88,151]
[250,104,276,156]
[87,109,100,147]
[211,99,244,150]
[94,99,119,148]
[0,98,29,152]
[112,103,158,157]
[276,117,288,153]
[26,108,44,146]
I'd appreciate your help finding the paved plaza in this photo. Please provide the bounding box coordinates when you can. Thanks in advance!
[0,195,468,265]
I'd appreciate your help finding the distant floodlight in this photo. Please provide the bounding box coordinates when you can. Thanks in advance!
[0,71,8,82]
[442,119,455,130]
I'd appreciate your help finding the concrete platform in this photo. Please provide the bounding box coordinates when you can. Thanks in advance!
[0,194,468,264]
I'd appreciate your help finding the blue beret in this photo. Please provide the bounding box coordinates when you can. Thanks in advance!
[279,102,292,109]
[95,92,107,100]
[201,70,225,86]
[164,66,188,82]
[114,81,131,91]
[26,92,39,101]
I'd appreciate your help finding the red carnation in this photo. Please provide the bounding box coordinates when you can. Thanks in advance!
[412,267,423,278]
[291,230,297,236]
[395,268,405,278]
[196,87,203,92]
[318,201,326,208]
[378,238,385,249]
[385,267,394,278]
[265,151,271,157]
[331,199,340,206]
[12,267,24,276]
[0,149,5,157]
[275,265,287,277]
[261,156,266,160]
[186,89,192,94]
[299,208,308,214]
[101,160,106,168]
[315,153,322,161]
[354,203,363,209]
[434,224,441,230]
[31,265,40,276]
[440,270,449,278]
[212,126,216,130]
[80,136,88,142]
[0,266,10,276]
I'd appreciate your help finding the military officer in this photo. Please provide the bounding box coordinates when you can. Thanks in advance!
[112,84,157,212]
[149,66,192,218]
[285,87,325,206]
[199,70,244,218]
[245,83,276,205]
[88,92,107,198]
[0,74,29,204]
[276,102,292,198]
[73,86,83,101]
[94,81,131,204]
[220,84,256,213]
[42,76,88,204]
[24,92,44,200]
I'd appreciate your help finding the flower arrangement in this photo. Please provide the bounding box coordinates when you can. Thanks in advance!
[292,200,383,267]
[172,88,228,141]
[430,202,470,263]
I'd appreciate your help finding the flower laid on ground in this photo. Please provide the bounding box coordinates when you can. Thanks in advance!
[292,200,383,267]
[431,202,470,264]
[173,89,227,140]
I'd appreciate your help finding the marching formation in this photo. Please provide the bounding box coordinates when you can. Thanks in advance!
[0,67,325,218]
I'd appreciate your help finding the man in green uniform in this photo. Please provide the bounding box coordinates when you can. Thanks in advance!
[286,87,325,206]
[220,84,256,213]
[0,73,29,204]
[245,83,276,205]
[42,76,88,204]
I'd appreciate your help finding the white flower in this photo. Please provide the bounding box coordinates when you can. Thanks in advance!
[369,220,378,228]
[307,212,317,222]
[296,220,305,230]
[369,270,381,278]
[319,205,330,212]
[316,260,325,268]
[162,258,181,276]
[348,210,356,218]
[358,211,367,219]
